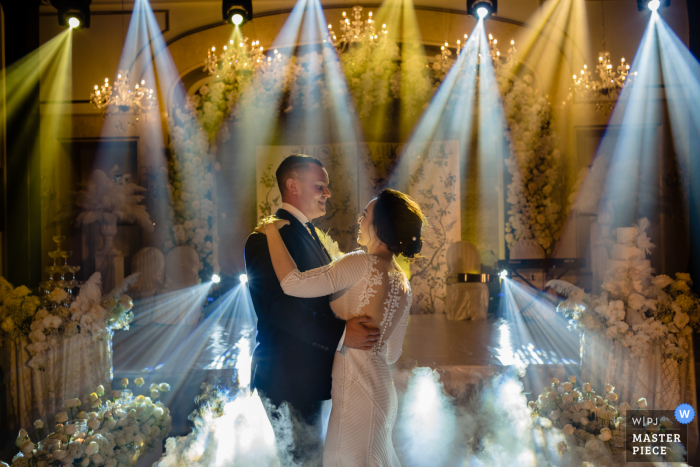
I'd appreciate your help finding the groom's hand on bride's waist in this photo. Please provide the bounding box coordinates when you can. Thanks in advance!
[344,316,380,350]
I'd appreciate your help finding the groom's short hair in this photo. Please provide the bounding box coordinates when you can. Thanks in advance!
[276,154,324,197]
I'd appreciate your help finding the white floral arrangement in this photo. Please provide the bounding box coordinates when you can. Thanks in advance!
[0,273,138,370]
[501,74,562,256]
[75,167,153,232]
[529,378,686,464]
[166,99,220,282]
[10,380,172,467]
[549,219,699,361]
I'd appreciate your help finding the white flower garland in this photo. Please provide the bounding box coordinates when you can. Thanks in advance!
[501,74,562,256]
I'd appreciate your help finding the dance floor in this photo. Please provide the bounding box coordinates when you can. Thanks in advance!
[392,314,580,396]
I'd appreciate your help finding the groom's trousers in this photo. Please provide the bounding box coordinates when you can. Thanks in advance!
[261,392,324,465]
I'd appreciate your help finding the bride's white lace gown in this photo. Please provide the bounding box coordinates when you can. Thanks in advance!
[280,250,411,467]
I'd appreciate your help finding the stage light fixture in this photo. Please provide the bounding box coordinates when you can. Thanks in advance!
[212,273,221,283]
[222,0,252,26]
[467,0,497,19]
[636,0,669,11]
[50,0,91,29]
[68,16,81,29]
[239,274,248,284]
[499,270,508,279]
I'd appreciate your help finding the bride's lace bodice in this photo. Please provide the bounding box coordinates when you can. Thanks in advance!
[280,250,411,363]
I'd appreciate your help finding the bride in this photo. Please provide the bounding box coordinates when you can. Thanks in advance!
[257,188,426,467]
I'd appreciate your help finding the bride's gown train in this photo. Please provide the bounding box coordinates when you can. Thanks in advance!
[280,250,412,467]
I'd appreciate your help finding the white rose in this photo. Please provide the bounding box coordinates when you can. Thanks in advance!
[34,420,43,429]
[637,398,647,408]
[87,419,100,431]
[674,312,690,329]
[64,424,77,435]
[55,412,68,424]
[562,394,574,404]
[92,453,104,464]
[585,439,600,451]
[84,441,99,456]
[652,275,674,288]
[628,293,646,311]
[569,375,576,384]
[607,392,618,402]
[20,439,34,454]
[53,450,67,460]
[81,457,90,467]
[580,417,589,426]
[28,330,46,343]
[562,382,573,392]
[158,383,170,392]
[619,402,632,414]
[583,383,592,393]
[15,429,28,447]
[599,427,612,441]
[563,424,575,435]
[604,384,614,393]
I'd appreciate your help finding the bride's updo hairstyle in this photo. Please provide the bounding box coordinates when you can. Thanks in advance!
[371,189,427,259]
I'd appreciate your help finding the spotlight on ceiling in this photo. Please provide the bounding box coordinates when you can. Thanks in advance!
[223,0,252,26]
[467,0,497,19]
[239,274,248,284]
[499,270,508,280]
[212,273,221,283]
[50,0,91,29]
[637,0,669,11]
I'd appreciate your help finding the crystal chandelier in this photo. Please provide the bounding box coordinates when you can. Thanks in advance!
[572,51,635,112]
[328,6,388,53]
[204,37,284,81]
[90,70,157,116]
[432,33,516,75]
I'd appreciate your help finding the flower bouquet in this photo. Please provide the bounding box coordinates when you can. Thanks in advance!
[10,380,172,467]
[0,272,138,371]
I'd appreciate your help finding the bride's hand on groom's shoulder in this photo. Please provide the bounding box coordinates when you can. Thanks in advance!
[254,216,290,234]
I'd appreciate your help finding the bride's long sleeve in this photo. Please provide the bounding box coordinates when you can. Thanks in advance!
[385,296,411,365]
[280,251,369,298]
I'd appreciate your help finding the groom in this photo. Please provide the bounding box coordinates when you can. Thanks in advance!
[244,154,379,461]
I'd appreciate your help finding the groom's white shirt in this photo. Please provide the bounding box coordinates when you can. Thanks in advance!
[280,202,346,351]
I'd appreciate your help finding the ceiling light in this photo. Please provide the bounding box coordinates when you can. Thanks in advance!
[467,0,497,19]
[223,0,252,26]
[50,0,91,29]
[637,0,669,11]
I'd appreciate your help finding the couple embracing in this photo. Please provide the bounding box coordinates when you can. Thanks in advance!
[245,154,426,466]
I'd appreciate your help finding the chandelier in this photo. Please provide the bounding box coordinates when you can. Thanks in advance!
[90,70,157,116]
[204,37,285,81]
[328,6,388,53]
[432,33,517,75]
[572,51,635,112]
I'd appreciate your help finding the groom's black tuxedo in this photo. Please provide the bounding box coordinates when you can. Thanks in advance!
[244,208,345,405]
